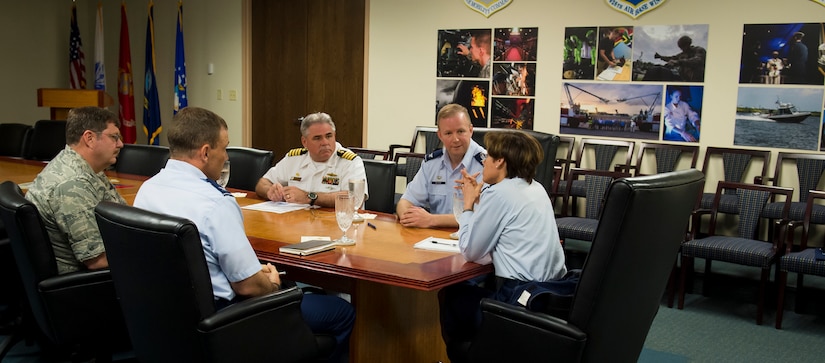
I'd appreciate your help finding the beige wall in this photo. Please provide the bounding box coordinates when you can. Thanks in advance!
[3,0,825,190]
[0,0,243,147]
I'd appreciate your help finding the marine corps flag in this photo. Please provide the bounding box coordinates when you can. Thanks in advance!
[118,2,137,144]
[93,2,106,91]
[143,0,162,145]
[69,3,86,89]
[174,1,188,114]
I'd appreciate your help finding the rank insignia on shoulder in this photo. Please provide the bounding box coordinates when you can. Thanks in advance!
[425,149,443,162]
[287,148,308,157]
[337,149,357,160]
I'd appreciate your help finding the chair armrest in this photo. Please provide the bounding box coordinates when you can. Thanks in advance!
[688,208,713,240]
[753,175,774,185]
[467,298,585,362]
[38,268,113,291]
[198,287,320,363]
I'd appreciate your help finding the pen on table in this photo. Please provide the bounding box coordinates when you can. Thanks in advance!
[432,240,457,247]
[367,222,377,230]
[279,271,287,275]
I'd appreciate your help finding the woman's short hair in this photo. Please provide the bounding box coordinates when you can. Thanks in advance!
[167,107,228,157]
[300,112,336,136]
[484,130,543,183]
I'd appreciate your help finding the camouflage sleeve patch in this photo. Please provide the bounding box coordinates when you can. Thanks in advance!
[337,149,357,160]
[287,148,308,157]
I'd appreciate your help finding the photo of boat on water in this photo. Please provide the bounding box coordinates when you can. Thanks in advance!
[734,87,824,150]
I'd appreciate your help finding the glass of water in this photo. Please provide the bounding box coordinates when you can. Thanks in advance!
[349,179,366,222]
[217,160,230,188]
[450,190,463,239]
[335,194,355,246]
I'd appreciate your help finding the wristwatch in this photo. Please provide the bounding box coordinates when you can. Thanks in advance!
[307,192,318,206]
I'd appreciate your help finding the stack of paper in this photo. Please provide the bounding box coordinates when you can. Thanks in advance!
[413,237,460,253]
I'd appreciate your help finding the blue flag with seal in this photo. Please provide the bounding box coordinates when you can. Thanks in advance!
[143,1,162,145]
[174,1,188,115]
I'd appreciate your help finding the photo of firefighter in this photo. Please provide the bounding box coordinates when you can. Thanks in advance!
[491,63,536,96]
[436,79,490,127]
[493,27,538,62]
[437,29,492,78]
[562,26,597,80]
[490,98,534,130]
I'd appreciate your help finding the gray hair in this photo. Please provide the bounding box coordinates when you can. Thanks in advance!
[300,112,336,136]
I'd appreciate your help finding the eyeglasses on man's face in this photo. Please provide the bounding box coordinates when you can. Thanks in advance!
[98,132,122,143]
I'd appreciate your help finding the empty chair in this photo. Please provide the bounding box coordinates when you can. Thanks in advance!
[679,181,793,325]
[757,151,825,223]
[0,123,33,157]
[389,126,440,179]
[0,181,129,360]
[555,168,631,243]
[458,170,705,362]
[393,152,426,204]
[472,128,560,196]
[349,147,390,161]
[114,143,170,177]
[226,146,274,191]
[699,147,770,214]
[554,135,576,177]
[23,120,67,161]
[94,201,328,362]
[557,138,635,199]
[776,190,825,329]
[363,159,397,213]
[621,141,699,177]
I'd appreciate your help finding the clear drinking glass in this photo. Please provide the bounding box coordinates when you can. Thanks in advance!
[217,160,230,188]
[335,194,355,245]
[450,190,463,239]
[348,179,366,222]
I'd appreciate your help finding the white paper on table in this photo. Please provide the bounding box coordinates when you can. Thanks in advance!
[413,236,460,253]
[596,66,622,80]
[358,213,378,220]
[241,201,309,214]
[301,236,331,242]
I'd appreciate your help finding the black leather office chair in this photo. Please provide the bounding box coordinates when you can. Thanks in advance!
[0,123,33,157]
[0,181,129,360]
[459,169,705,363]
[23,120,67,161]
[114,143,170,177]
[363,159,396,213]
[95,201,328,363]
[226,146,274,191]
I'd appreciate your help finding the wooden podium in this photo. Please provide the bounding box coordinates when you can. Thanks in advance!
[37,88,114,120]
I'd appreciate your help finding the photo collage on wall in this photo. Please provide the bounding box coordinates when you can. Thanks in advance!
[436,27,538,129]
[735,23,825,151]
[560,24,709,143]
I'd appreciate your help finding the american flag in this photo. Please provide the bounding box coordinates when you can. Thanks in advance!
[69,3,86,89]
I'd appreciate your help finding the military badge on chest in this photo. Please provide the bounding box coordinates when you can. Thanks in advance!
[290,173,302,182]
[322,173,340,186]
[431,175,446,185]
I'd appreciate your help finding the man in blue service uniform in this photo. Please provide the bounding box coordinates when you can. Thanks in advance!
[134,107,355,362]
[396,103,486,228]
[255,112,367,208]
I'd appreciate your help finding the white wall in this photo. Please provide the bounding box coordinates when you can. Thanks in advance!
[0,0,243,147]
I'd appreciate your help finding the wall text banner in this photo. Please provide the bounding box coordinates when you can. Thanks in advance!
[464,0,512,18]
[605,0,666,19]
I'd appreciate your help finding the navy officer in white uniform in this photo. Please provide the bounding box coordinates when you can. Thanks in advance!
[255,112,367,208]
[396,103,486,228]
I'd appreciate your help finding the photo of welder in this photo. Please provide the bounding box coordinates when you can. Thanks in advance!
[490,98,534,130]
[491,63,536,96]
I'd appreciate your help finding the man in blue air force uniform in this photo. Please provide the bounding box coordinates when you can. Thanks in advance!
[396,104,486,228]
[255,112,367,208]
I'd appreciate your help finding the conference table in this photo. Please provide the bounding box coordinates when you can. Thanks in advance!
[0,156,493,362]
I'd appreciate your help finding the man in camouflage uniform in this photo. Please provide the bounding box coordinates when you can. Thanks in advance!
[26,107,125,274]
[255,112,367,208]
